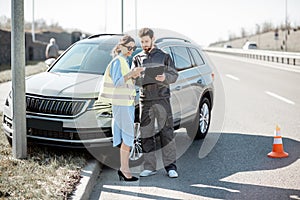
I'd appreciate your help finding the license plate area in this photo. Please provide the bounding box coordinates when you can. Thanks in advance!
[27,118,63,132]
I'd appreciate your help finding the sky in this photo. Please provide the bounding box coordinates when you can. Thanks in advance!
[1,0,300,46]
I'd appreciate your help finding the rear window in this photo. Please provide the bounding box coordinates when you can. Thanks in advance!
[189,48,205,66]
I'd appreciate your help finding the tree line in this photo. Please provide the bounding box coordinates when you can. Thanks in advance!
[0,15,65,32]
[227,21,299,42]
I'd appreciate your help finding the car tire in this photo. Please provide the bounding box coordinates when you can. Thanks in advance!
[186,97,211,140]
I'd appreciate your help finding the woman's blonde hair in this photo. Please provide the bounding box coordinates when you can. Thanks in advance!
[111,35,135,57]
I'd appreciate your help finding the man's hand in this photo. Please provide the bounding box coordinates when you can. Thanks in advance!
[155,73,165,82]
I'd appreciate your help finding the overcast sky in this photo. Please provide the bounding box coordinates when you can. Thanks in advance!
[1,0,300,46]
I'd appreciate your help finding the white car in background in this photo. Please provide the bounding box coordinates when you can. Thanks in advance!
[243,41,257,49]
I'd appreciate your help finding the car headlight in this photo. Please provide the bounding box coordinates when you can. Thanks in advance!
[87,99,112,118]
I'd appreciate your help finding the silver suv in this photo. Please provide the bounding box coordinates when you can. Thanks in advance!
[2,33,214,161]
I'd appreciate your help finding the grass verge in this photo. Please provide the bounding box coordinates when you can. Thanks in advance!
[0,61,48,83]
[0,112,89,199]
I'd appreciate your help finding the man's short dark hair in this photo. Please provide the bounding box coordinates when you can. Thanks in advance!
[138,28,154,39]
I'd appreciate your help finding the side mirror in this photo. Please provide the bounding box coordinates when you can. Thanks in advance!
[45,58,56,67]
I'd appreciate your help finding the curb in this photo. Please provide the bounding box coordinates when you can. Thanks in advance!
[72,159,102,200]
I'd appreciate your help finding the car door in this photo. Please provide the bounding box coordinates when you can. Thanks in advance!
[161,47,181,123]
[168,46,200,123]
[185,47,208,119]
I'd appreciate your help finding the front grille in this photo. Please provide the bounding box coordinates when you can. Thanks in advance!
[26,95,86,116]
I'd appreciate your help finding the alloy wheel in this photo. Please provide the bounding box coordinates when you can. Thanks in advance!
[199,102,210,134]
[129,123,143,161]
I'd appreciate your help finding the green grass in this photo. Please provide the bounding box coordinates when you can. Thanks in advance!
[0,113,89,199]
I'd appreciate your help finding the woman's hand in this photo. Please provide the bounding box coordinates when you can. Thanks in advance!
[131,67,145,78]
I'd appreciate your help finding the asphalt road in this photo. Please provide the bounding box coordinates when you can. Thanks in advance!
[89,53,300,200]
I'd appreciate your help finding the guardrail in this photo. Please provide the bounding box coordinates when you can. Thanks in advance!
[203,47,300,66]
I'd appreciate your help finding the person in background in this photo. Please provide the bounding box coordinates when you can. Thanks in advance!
[132,28,179,178]
[98,35,144,182]
[45,38,59,59]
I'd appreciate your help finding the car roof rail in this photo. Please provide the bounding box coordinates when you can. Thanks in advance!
[87,33,124,39]
[155,37,191,43]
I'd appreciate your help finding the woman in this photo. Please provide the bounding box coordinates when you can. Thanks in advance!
[98,35,144,181]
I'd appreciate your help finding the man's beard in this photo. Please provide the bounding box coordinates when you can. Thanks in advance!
[144,47,151,53]
[143,41,153,53]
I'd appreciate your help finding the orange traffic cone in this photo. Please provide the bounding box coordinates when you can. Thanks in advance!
[268,125,288,158]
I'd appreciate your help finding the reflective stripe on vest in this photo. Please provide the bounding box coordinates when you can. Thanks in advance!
[98,56,136,106]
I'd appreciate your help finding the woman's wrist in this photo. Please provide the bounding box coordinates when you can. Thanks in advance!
[125,72,132,81]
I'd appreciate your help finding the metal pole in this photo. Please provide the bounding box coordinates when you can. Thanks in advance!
[11,0,27,159]
[31,0,35,42]
[285,0,288,51]
[104,0,107,32]
[121,0,124,33]
[256,24,260,48]
[135,0,138,37]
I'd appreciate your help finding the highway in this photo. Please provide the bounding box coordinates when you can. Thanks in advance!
[89,52,300,199]
[208,52,300,137]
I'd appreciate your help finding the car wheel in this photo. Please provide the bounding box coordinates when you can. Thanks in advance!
[129,123,144,166]
[187,97,211,140]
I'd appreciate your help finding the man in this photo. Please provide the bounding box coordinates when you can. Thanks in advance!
[132,28,179,178]
[45,38,59,59]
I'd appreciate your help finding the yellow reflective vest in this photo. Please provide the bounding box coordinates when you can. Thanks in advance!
[98,56,136,106]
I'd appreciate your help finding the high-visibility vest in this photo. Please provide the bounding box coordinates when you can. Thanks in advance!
[98,56,136,106]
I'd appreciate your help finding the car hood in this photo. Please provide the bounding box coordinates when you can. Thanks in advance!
[26,72,103,98]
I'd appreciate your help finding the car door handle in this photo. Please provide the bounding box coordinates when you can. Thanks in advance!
[175,86,182,90]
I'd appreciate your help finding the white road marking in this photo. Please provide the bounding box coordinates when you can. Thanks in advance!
[265,91,295,105]
[226,74,240,81]
[191,184,240,193]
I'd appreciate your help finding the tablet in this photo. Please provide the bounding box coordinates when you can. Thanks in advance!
[144,66,165,78]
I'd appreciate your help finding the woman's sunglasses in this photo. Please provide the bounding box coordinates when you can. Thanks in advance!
[121,44,137,51]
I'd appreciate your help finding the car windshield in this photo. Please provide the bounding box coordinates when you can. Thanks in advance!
[50,43,114,75]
